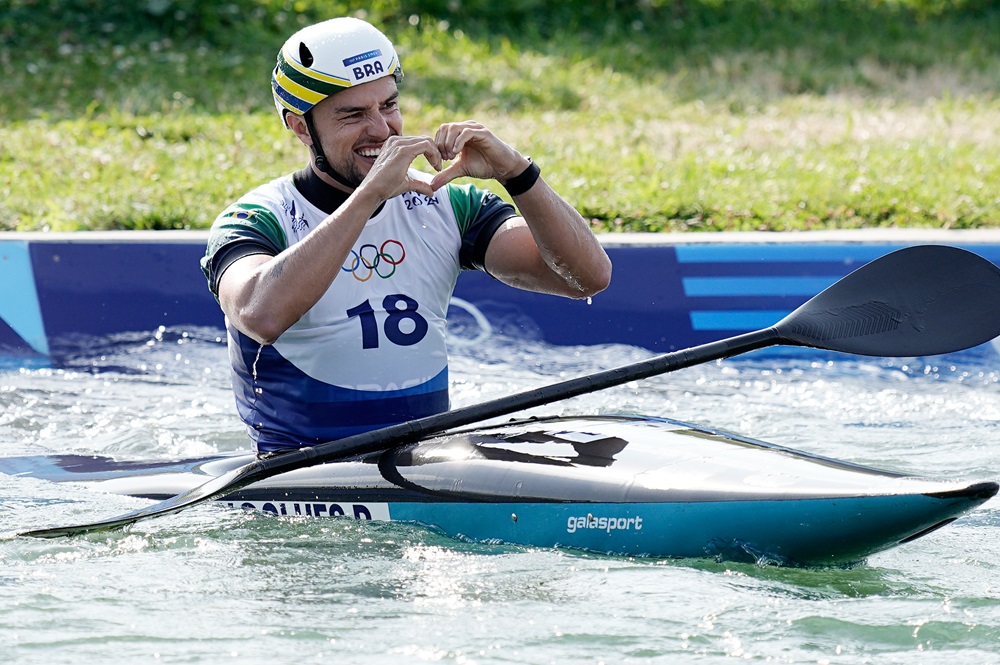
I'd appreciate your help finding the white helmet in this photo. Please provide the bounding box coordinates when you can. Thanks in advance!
[271,17,403,128]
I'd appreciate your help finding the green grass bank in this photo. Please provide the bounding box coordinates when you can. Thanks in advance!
[1,0,998,232]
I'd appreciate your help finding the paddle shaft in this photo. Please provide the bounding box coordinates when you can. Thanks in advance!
[255,327,780,478]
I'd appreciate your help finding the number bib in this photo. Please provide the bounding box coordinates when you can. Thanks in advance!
[273,193,459,392]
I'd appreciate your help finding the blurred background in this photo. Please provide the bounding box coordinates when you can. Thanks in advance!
[2,0,998,232]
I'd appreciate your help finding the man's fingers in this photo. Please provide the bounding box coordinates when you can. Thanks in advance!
[429,163,465,191]
[363,135,445,199]
[407,176,437,198]
[384,135,442,169]
[434,121,489,160]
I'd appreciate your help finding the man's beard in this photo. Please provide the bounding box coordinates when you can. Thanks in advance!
[338,160,366,188]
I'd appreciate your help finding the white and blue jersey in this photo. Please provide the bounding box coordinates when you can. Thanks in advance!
[201,168,515,453]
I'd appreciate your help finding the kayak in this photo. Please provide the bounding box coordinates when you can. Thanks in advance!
[4,414,995,566]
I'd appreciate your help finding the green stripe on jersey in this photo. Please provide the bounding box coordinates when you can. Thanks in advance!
[214,203,288,253]
[446,184,489,234]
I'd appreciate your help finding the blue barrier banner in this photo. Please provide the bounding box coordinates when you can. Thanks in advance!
[4,232,1000,359]
[0,240,48,355]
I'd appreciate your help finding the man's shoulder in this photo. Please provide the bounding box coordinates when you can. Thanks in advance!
[213,173,315,232]
[204,174,301,252]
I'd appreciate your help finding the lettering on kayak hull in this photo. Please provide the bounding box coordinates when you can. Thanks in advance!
[222,500,390,521]
[566,514,644,534]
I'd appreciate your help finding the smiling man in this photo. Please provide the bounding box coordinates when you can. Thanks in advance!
[200,17,611,455]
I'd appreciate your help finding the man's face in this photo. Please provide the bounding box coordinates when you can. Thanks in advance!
[304,76,403,188]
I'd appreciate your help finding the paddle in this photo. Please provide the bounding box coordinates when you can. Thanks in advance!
[22,244,1000,538]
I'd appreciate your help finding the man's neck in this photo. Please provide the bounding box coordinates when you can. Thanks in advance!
[292,165,352,214]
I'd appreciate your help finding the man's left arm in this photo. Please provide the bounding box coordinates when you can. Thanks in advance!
[430,121,611,299]
[483,166,612,298]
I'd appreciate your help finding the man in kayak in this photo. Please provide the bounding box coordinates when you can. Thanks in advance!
[200,17,611,455]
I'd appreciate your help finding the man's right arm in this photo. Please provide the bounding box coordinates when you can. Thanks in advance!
[216,188,382,345]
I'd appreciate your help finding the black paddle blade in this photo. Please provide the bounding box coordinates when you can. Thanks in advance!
[775,245,1000,356]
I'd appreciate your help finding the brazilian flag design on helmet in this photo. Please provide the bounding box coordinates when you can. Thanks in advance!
[271,17,403,128]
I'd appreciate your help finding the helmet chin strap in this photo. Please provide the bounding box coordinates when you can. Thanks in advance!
[303,111,360,190]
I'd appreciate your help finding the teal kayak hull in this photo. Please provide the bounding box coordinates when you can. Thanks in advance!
[4,415,995,566]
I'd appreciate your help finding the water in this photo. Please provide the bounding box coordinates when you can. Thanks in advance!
[2,328,999,664]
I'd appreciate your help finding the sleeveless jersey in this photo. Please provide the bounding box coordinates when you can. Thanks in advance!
[201,170,514,453]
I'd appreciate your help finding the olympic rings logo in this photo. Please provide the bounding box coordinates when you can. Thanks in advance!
[342,239,406,281]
